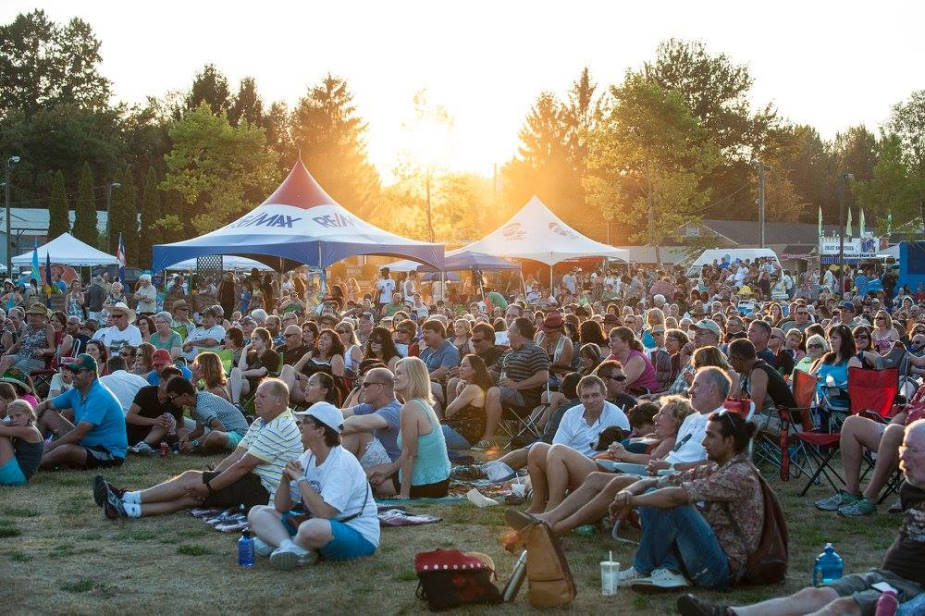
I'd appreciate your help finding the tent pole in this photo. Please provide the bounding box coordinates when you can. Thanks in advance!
[520,269,527,304]
[549,265,553,296]
[318,243,326,295]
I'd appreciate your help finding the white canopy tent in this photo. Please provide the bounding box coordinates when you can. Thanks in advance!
[164,255,274,271]
[463,196,629,265]
[11,233,119,267]
[688,248,780,275]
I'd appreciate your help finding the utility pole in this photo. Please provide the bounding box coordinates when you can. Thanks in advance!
[751,159,767,248]
[4,155,21,277]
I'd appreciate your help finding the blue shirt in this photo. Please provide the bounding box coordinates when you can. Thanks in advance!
[352,399,402,461]
[419,340,460,373]
[52,380,127,458]
[147,365,193,386]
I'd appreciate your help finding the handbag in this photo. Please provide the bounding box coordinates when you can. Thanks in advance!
[414,549,502,612]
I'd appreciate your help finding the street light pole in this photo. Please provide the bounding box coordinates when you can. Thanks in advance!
[5,155,21,278]
[105,181,121,251]
[838,172,854,296]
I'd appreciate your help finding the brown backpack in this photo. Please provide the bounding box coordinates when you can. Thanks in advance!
[722,463,789,585]
[515,522,577,607]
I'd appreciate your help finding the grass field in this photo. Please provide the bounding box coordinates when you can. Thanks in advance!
[0,453,901,615]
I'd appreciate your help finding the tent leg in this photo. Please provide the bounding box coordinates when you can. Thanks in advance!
[520,269,527,303]
[549,266,553,295]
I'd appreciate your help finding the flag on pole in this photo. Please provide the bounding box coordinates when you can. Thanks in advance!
[818,207,823,237]
[30,241,40,286]
[859,209,866,236]
[846,208,853,237]
[117,232,126,283]
[44,250,52,306]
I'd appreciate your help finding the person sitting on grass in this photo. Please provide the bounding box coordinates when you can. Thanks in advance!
[166,377,249,454]
[525,375,630,513]
[368,357,450,499]
[247,402,379,569]
[604,396,693,465]
[228,327,281,407]
[125,366,184,456]
[678,418,925,616]
[341,367,401,496]
[94,378,303,519]
[441,354,492,451]
[0,400,44,485]
[600,410,763,591]
[35,353,127,470]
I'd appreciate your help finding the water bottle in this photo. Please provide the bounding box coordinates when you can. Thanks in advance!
[238,529,255,567]
[875,590,898,616]
[812,543,843,586]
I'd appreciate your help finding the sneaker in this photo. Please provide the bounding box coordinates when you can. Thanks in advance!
[814,490,859,512]
[616,565,644,586]
[270,545,318,570]
[838,497,877,517]
[631,568,691,590]
[131,442,156,457]
[677,593,731,616]
[102,485,127,520]
[253,537,274,558]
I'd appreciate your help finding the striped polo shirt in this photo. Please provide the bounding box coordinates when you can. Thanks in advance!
[240,409,303,495]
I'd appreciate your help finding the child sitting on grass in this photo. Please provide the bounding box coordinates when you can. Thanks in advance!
[0,400,44,485]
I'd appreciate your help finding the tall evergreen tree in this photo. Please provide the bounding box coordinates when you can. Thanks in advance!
[47,170,69,238]
[289,74,380,216]
[137,166,162,268]
[108,173,137,263]
[185,64,231,116]
[228,77,263,127]
[72,162,97,245]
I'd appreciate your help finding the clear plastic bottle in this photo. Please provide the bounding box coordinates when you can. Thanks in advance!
[812,543,843,587]
[238,529,255,567]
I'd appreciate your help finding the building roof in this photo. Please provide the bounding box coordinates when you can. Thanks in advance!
[697,219,840,246]
[0,208,109,235]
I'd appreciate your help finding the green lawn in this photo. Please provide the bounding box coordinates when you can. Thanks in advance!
[0,453,900,615]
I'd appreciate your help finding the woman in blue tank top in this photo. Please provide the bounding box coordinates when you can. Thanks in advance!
[0,400,44,485]
[369,357,450,499]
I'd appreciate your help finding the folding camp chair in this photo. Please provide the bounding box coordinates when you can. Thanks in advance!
[849,367,904,503]
[758,369,816,481]
[793,367,899,496]
[497,403,546,449]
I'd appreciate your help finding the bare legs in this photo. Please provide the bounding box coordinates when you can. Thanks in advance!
[526,443,598,513]
[228,367,250,405]
[731,586,858,616]
[534,471,635,534]
[131,469,206,516]
[840,416,885,495]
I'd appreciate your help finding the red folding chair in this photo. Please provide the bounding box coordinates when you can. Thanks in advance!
[792,367,899,496]
[773,369,817,481]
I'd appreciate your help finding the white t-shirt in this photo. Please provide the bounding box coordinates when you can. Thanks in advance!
[375,278,395,304]
[552,401,630,458]
[663,408,716,465]
[289,446,380,548]
[184,324,226,360]
[92,324,142,354]
[134,285,157,314]
[100,370,150,413]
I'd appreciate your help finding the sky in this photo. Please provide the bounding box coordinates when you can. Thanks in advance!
[3,0,923,182]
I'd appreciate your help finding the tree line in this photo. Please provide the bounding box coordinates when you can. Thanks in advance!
[1,11,922,270]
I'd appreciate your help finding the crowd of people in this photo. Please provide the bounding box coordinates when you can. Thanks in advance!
[1,256,924,614]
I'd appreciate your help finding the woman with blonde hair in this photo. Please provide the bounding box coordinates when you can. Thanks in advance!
[368,357,449,499]
[193,351,230,401]
[133,342,156,376]
[0,399,43,485]
[691,345,740,393]
[795,333,828,375]
[871,310,899,354]
[604,396,694,466]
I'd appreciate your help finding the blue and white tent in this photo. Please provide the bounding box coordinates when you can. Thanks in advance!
[152,161,444,272]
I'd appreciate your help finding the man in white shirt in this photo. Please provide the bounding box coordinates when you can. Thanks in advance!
[92,302,142,355]
[99,356,150,414]
[523,375,630,513]
[182,305,225,361]
[513,367,729,535]
[402,271,417,305]
[374,268,395,312]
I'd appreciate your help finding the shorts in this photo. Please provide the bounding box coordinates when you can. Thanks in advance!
[390,475,449,498]
[201,471,270,510]
[358,438,391,470]
[225,431,245,450]
[83,445,125,470]
[0,457,27,485]
[824,568,923,615]
[281,514,376,561]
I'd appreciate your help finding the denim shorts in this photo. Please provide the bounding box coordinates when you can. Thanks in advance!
[0,457,27,485]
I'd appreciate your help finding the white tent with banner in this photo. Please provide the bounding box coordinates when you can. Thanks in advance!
[463,196,629,266]
[11,232,119,267]
[152,161,444,274]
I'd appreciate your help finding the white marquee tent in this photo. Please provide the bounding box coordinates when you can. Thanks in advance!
[463,196,629,265]
[164,256,274,271]
[11,233,119,267]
